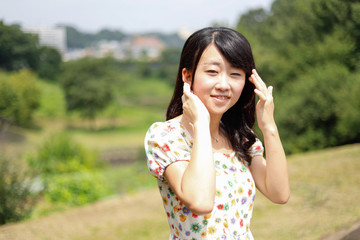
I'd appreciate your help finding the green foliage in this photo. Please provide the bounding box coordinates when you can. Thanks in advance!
[157,48,181,86]
[61,57,117,122]
[0,70,40,126]
[45,171,111,206]
[35,79,66,118]
[0,21,39,71]
[37,46,62,80]
[0,156,37,225]
[236,0,360,153]
[27,133,101,175]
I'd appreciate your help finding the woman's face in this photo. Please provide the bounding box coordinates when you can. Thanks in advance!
[184,44,246,117]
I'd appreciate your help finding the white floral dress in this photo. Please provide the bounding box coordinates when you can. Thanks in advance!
[144,119,264,240]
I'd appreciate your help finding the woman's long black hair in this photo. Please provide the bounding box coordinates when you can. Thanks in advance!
[166,27,257,165]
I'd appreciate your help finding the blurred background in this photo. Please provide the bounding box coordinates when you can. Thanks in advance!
[0,0,359,239]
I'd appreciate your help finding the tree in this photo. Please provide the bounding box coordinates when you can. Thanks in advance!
[37,46,62,80]
[61,57,117,128]
[236,0,360,153]
[0,21,39,71]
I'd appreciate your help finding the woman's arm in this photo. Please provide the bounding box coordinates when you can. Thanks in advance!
[164,83,216,215]
[249,70,290,204]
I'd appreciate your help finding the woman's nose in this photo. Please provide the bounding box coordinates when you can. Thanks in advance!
[216,74,231,91]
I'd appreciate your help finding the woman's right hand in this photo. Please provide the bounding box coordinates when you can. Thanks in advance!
[181,83,210,125]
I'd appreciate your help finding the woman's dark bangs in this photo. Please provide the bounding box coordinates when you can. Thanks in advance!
[214,36,240,68]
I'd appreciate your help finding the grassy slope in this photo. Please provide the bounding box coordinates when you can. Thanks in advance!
[1,144,359,240]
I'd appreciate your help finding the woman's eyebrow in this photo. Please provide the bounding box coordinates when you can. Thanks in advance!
[202,61,221,66]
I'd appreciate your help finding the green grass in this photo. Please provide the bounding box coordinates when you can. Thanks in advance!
[250,143,360,239]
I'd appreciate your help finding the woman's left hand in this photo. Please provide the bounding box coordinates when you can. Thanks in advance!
[249,69,276,132]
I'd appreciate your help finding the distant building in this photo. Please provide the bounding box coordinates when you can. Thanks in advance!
[131,36,165,59]
[23,27,67,56]
[64,36,165,61]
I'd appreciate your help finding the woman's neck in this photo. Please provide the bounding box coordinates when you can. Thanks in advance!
[209,114,222,139]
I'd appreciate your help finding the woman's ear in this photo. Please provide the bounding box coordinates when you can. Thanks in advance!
[182,68,192,85]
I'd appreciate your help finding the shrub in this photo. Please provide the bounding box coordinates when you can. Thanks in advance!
[0,70,40,127]
[45,171,111,206]
[0,156,37,225]
[27,133,102,176]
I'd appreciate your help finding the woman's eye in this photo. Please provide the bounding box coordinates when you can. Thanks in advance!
[231,73,242,77]
[207,70,217,74]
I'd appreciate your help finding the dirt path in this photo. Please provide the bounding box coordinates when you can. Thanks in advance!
[0,188,167,240]
[321,220,360,240]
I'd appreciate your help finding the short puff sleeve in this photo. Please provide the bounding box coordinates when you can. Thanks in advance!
[249,138,264,158]
[144,121,192,181]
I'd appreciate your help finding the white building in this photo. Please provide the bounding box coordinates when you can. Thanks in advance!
[23,27,67,56]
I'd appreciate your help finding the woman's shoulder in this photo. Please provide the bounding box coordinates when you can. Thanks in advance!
[146,118,189,139]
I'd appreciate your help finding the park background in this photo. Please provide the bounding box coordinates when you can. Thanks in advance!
[1,0,360,239]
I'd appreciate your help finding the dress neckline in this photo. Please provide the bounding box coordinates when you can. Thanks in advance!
[168,118,236,156]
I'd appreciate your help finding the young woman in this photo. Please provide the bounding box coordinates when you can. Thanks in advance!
[144,27,290,240]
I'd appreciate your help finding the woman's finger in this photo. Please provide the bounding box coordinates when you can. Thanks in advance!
[250,69,267,92]
[183,82,191,94]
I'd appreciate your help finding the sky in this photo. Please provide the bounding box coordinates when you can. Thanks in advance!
[0,0,274,34]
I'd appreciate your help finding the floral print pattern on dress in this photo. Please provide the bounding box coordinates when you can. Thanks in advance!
[144,119,264,240]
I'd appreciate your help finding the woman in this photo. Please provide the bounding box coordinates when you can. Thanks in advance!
[144,27,290,239]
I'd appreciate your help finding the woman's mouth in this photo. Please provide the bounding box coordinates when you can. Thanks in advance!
[211,95,230,101]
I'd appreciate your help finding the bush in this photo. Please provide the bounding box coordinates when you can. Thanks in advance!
[27,133,102,175]
[0,156,37,225]
[0,70,40,127]
[45,171,111,206]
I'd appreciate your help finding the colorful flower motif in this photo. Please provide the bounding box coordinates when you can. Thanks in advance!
[182,206,190,215]
[222,164,228,169]
[223,219,228,228]
[217,204,224,210]
[179,214,187,222]
[201,231,207,237]
[202,219,209,225]
[241,197,247,205]
[235,210,240,218]
[224,203,229,211]
[162,197,168,205]
[229,166,237,172]
[204,213,212,220]
[215,218,221,223]
[178,223,183,231]
[191,223,202,233]
[231,218,236,224]
[240,219,244,227]
[173,206,180,213]
[216,189,222,197]
[248,189,252,197]
[185,231,191,236]
[238,187,244,194]
[161,144,170,152]
[249,203,253,211]
[208,226,217,235]
[168,188,175,196]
